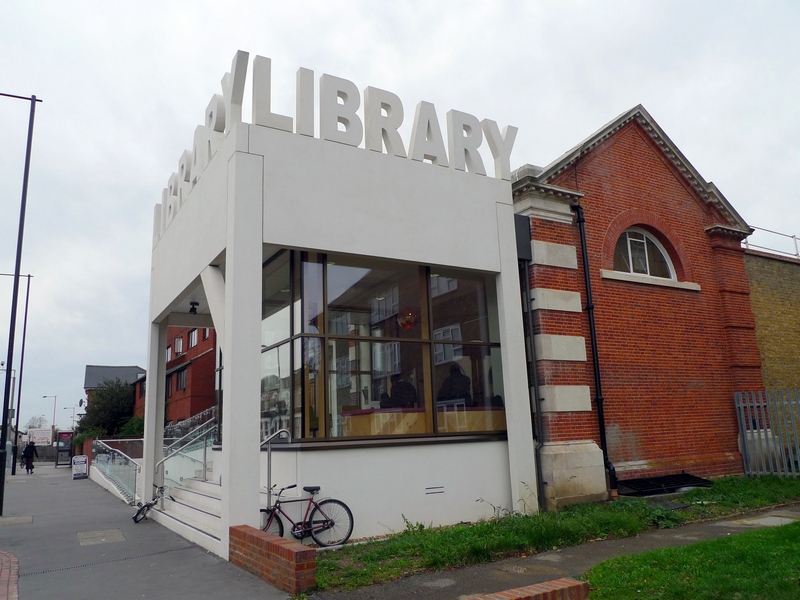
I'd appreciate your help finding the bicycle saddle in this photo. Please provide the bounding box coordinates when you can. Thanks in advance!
[303,486,320,495]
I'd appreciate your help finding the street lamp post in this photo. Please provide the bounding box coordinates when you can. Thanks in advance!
[6,273,32,476]
[0,365,15,443]
[63,406,78,430]
[0,92,42,517]
[43,396,57,440]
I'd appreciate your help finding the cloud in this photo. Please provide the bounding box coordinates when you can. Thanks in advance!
[0,0,798,428]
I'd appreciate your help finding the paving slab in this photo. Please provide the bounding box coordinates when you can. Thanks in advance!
[0,465,287,600]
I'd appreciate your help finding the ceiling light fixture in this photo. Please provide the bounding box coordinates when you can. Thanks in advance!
[189,301,199,315]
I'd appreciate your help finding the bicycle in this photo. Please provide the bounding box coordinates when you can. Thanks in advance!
[132,485,174,523]
[260,484,354,547]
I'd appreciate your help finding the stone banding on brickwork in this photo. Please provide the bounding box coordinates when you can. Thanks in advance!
[531,240,578,270]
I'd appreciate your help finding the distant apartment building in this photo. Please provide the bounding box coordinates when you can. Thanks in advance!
[84,365,146,405]
[134,326,217,424]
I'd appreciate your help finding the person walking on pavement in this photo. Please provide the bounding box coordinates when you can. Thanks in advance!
[22,441,39,474]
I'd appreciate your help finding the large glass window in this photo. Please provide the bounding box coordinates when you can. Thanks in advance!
[327,255,423,339]
[327,340,427,437]
[262,250,506,441]
[429,268,498,343]
[434,346,504,433]
[261,342,291,439]
[262,252,291,347]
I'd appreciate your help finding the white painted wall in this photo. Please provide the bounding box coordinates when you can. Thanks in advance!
[259,441,512,540]
[250,124,507,272]
[149,125,247,321]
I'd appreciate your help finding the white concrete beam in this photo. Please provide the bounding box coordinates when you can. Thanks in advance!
[201,265,227,347]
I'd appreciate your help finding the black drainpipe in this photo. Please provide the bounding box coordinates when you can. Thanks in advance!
[570,203,618,496]
[515,215,546,511]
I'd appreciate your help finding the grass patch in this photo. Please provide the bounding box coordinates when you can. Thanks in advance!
[585,520,800,599]
[315,476,800,590]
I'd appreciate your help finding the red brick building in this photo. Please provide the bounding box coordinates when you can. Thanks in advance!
[513,105,763,507]
[134,326,217,424]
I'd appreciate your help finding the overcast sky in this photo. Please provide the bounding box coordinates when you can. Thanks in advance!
[1,1,798,430]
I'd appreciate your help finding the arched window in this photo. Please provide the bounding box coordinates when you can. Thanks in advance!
[613,228,674,279]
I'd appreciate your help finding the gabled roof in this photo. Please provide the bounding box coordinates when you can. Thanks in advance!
[518,105,751,236]
[84,365,146,389]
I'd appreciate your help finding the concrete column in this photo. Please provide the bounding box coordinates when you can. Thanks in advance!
[218,150,263,557]
[142,320,167,498]
[495,201,538,514]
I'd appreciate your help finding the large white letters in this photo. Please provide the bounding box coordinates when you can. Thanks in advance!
[364,86,406,158]
[296,67,314,137]
[158,51,519,240]
[252,56,292,132]
[481,120,518,181]
[221,51,249,135]
[409,101,449,167]
[447,110,486,176]
[320,74,363,147]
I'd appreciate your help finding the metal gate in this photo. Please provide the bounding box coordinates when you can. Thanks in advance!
[734,389,800,477]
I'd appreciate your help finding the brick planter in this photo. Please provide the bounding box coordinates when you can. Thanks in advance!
[463,578,588,600]
[229,525,316,595]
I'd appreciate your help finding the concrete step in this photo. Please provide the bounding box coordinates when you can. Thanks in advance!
[160,496,221,538]
[170,485,221,514]
[194,461,214,480]
[179,477,222,498]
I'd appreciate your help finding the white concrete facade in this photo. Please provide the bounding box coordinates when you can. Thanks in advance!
[143,52,537,558]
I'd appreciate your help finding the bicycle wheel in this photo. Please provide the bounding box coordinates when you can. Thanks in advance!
[261,508,284,537]
[132,503,151,523]
[310,499,353,547]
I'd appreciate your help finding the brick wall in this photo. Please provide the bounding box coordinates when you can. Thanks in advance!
[744,251,800,388]
[531,120,762,479]
[164,327,217,423]
[228,525,316,595]
[81,438,93,466]
[464,578,589,600]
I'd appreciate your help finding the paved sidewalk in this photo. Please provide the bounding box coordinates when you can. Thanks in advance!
[309,501,800,600]
[0,464,287,600]
[3,466,799,599]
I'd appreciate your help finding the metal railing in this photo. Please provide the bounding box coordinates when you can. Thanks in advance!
[163,419,216,457]
[163,406,217,439]
[97,438,143,459]
[92,439,141,504]
[742,226,799,259]
[735,389,800,477]
[156,424,217,492]
[261,428,290,510]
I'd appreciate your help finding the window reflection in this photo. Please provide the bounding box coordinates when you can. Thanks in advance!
[327,340,426,438]
[429,269,498,344]
[327,255,422,339]
[260,343,291,438]
[262,252,291,347]
[294,337,324,438]
[434,346,505,433]
[302,253,324,334]
[263,252,506,440]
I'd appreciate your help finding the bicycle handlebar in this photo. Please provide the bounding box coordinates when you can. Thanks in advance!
[265,483,298,498]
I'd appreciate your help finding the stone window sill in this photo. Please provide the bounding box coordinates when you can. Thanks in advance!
[600,269,701,291]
